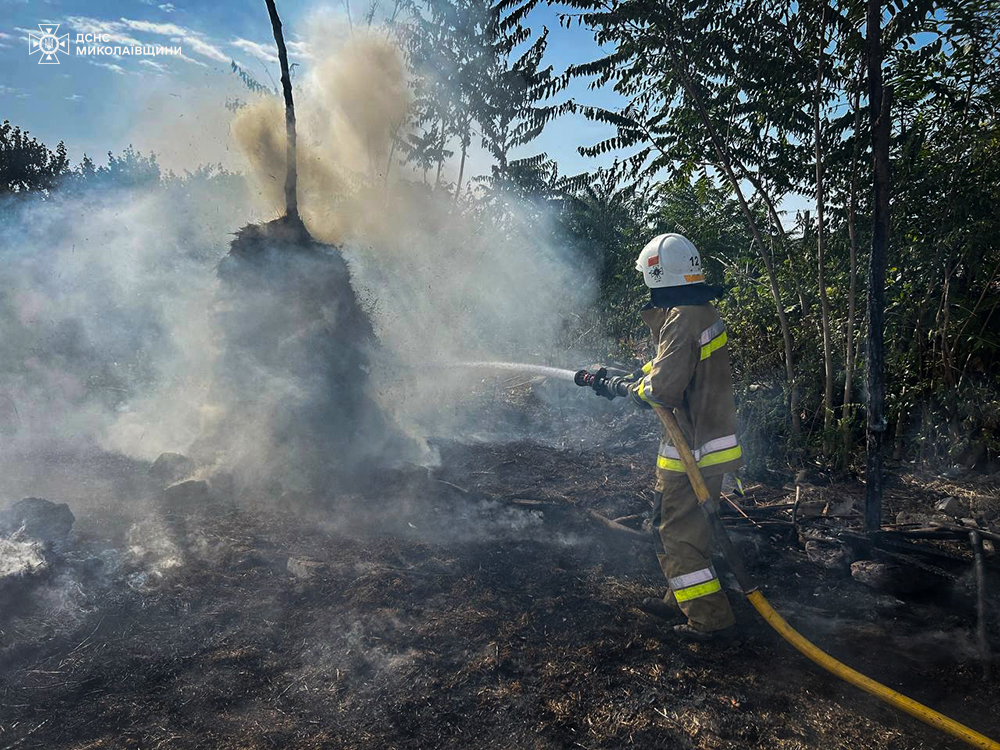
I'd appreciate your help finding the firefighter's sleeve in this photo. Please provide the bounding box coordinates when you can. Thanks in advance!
[628,319,698,409]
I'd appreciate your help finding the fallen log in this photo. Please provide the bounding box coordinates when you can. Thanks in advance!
[969,530,993,681]
[505,495,646,541]
[584,509,647,541]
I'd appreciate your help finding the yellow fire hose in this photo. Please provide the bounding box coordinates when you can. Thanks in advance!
[651,404,1000,750]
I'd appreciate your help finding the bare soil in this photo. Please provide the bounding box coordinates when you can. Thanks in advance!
[1,423,998,749]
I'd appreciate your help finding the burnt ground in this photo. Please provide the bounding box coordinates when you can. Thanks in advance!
[1,418,999,749]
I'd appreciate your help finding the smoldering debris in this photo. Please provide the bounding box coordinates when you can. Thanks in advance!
[0,497,80,619]
[148,452,196,486]
[0,497,76,552]
[191,215,421,493]
[124,518,185,584]
[0,537,51,599]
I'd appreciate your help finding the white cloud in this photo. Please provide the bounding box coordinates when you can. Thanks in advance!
[229,37,277,64]
[118,18,189,37]
[89,61,127,75]
[159,3,177,12]
[286,40,312,60]
[0,32,12,39]
[65,94,83,101]
[176,52,209,67]
[0,85,29,98]
[139,58,169,73]
[229,37,310,63]
[176,34,228,63]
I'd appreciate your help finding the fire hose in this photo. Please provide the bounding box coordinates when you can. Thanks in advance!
[573,367,1000,750]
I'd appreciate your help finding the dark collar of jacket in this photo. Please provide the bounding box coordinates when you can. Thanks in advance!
[644,283,723,310]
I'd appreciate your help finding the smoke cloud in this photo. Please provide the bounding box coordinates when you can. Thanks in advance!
[1,21,595,504]
[232,27,596,440]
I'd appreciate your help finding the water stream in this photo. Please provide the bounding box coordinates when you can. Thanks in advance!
[448,361,578,383]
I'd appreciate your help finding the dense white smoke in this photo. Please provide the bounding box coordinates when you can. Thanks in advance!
[0,23,595,497]
[0,176,256,463]
[231,29,596,438]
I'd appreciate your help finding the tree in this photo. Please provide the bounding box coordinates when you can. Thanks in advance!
[264,0,302,227]
[0,120,70,196]
[864,0,890,529]
[403,0,563,199]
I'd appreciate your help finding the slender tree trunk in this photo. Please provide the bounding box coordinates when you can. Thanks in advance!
[455,136,468,204]
[434,118,446,190]
[842,82,863,468]
[670,52,800,437]
[892,385,907,460]
[800,212,825,346]
[938,257,961,442]
[264,0,300,227]
[732,156,809,317]
[384,125,399,187]
[865,0,891,532]
[787,243,810,316]
[813,6,834,452]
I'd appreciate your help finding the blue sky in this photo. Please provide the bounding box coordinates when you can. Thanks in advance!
[2,0,621,177]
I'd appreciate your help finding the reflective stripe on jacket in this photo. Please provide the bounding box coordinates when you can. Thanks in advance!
[628,303,743,482]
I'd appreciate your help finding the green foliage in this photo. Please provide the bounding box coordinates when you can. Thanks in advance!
[0,126,196,199]
[401,0,565,193]
[0,120,70,195]
[543,0,1000,471]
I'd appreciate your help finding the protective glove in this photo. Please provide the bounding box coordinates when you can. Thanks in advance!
[621,366,652,409]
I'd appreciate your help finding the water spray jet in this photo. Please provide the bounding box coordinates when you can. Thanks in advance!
[448,361,579,383]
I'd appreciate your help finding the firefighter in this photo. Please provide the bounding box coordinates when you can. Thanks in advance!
[592,233,743,639]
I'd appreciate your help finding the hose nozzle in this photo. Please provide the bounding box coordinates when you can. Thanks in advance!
[574,368,599,387]
[576,367,630,400]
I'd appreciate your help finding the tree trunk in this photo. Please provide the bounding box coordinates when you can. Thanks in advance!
[384,128,398,187]
[892,386,906,460]
[731,155,809,317]
[671,53,801,437]
[813,6,834,452]
[842,80,863,468]
[787,242,810,317]
[264,0,300,227]
[865,0,891,532]
[455,136,468,204]
[434,118,446,190]
[938,257,962,443]
[799,212,826,348]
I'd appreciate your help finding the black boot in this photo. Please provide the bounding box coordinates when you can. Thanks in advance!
[639,597,682,621]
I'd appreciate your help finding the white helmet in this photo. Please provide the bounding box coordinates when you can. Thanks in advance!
[635,233,704,289]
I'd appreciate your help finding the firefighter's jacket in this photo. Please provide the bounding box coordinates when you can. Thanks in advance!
[629,303,743,491]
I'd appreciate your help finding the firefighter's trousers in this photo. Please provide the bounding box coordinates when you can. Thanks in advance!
[651,472,735,632]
